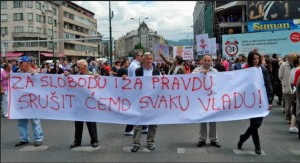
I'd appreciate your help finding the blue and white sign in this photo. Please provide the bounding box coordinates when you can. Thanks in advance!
[248,19,300,32]
[222,29,300,58]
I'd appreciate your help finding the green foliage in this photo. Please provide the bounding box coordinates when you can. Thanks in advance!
[134,43,145,53]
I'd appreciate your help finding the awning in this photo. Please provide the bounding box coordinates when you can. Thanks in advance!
[214,1,246,12]
[57,53,65,57]
[40,52,54,57]
[1,52,24,58]
[40,52,65,57]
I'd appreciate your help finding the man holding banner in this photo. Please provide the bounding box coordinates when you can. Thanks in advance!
[14,56,44,147]
[192,54,221,148]
[131,52,161,153]
[64,59,99,148]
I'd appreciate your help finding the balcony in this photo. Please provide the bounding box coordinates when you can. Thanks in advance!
[12,32,47,39]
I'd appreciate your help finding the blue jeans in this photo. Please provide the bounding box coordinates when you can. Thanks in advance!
[18,119,44,142]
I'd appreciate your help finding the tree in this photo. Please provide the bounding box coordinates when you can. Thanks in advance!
[134,43,145,53]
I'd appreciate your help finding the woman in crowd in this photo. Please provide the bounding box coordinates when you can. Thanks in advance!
[237,50,273,154]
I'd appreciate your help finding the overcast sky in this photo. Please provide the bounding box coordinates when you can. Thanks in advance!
[72,1,196,41]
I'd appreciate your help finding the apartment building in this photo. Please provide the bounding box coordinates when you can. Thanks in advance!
[1,1,101,62]
[54,1,99,60]
[1,1,60,61]
[116,21,164,57]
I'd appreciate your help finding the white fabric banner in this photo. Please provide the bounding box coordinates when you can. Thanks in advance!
[173,46,194,60]
[209,38,217,55]
[9,67,270,125]
[196,33,209,55]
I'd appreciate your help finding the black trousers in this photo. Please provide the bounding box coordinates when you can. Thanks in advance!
[240,117,263,147]
[125,125,148,132]
[74,121,98,144]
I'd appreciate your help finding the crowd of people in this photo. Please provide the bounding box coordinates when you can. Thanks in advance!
[0,49,299,154]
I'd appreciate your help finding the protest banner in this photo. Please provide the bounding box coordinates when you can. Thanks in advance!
[208,38,217,56]
[9,67,270,125]
[196,33,209,56]
[153,43,169,62]
[173,46,194,60]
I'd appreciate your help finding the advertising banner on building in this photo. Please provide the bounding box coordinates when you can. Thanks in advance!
[222,29,300,58]
[196,33,209,56]
[248,19,300,33]
[247,1,300,21]
[173,46,194,60]
[153,43,169,62]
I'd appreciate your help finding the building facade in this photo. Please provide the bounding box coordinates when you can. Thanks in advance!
[193,1,247,57]
[54,1,99,60]
[1,1,59,62]
[1,1,101,63]
[116,21,164,57]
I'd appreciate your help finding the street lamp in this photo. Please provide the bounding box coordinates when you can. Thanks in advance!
[130,16,149,46]
[109,1,114,67]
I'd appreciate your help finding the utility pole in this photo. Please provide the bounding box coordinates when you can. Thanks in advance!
[52,17,55,60]
[38,36,40,66]
[109,1,113,67]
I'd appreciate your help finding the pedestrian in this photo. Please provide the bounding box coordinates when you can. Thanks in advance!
[279,53,298,124]
[213,58,226,72]
[192,54,221,148]
[116,59,129,78]
[14,56,44,147]
[158,50,186,75]
[233,54,247,70]
[271,53,283,105]
[64,59,99,148]
[124,50,147,136]
[130,52,161,152]
[290,55,300,133]
[237,50,273,154]
[0,62,12,118]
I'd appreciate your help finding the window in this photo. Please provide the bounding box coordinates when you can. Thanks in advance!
[3,42,8,48]
[14,26,24,33]
[36,2,41,10]
[48,17,52,24]
[54,31,57,37]
[43,16,46,23]
[54,20,57,26]
[1,1,7,9]
[48,29,53,36]
[14,1,23,8]
[27,13,33,21]
[1,27,8,35]
[28,26,34,32]
[1,14,7,22]
[13,13,23,21]
[26,1,33,8]
[52,8,57,16]
[36,27,42,33]
[36,14,42,22]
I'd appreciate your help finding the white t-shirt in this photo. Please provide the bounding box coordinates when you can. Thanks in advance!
[127,59,140,77]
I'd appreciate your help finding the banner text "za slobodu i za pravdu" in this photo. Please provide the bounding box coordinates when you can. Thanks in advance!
[9,67,270,125]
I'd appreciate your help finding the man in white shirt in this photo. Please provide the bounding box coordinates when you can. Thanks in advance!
[124,50,145,136]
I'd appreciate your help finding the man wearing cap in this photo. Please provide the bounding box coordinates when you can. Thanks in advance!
[15,56,44,147]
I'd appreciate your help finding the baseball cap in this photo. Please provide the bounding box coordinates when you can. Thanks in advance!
[18,56,32,63]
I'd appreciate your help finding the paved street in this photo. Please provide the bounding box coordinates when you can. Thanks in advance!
[1,99,299,162]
